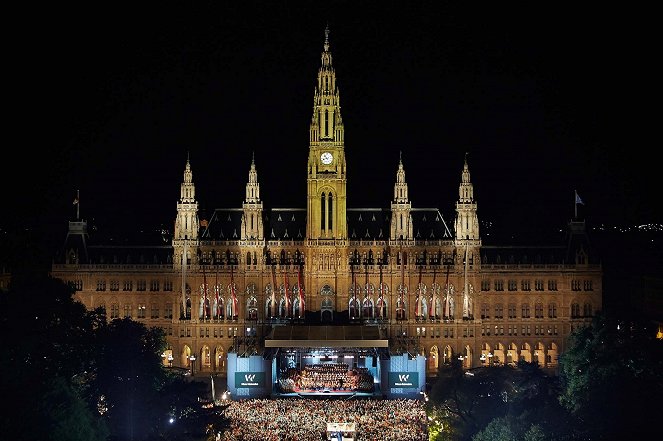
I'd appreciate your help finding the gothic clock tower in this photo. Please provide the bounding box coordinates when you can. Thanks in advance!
[306,26,347,241]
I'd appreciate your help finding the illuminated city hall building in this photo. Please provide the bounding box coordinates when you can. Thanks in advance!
[51,29,602,397]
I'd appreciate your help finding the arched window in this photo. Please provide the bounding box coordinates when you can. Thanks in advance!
[377,283,389,319]
[362,297,374,319]
[396,296,406,320]
[349,298,359,319]
[216,296,224,319]
[246,296,257,320]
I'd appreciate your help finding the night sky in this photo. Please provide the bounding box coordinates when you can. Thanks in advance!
[7,2,657,248]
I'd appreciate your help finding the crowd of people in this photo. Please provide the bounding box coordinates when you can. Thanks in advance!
[278,363,375,393]
[219,397,428,441]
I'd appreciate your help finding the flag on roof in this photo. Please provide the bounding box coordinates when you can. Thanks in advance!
[575,190,584,205]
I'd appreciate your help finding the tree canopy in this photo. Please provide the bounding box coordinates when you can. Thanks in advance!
[558,312,663,440]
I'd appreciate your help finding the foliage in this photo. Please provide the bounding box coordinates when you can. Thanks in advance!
[429,358,568,441]
[558,311,663,440]
[94,317,169,440]
[0,274,198,441]
[0,274,108,441]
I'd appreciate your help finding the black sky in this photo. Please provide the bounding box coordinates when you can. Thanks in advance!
[7,2,658,247]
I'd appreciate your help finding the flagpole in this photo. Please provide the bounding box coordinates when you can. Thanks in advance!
[215,264,219,319]
[574,190,577,219]
[202,263,208,320]
[271,263,277,318]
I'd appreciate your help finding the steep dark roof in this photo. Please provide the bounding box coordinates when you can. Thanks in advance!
[411,208,453,240]
[201,209,243,240]
[266,209,306,240]
[347,208,389,240]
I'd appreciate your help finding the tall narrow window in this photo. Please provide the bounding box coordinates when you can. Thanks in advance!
[324,110,328,137]
[328,192,333,231]
[321,193,326,230]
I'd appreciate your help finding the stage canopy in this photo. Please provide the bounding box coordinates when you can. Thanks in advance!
[265,325,388,348]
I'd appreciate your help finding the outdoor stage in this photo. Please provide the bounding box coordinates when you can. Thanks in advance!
[227,325,425,398]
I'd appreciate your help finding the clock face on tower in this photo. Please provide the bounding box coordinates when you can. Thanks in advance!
[320,152,333,165]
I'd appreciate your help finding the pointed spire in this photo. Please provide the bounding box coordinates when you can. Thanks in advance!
[175,154,199,242]
[390,155,412,241]
[396,156,406,185]
[242,156,263,240]
[324,24,330,52]
[310,25,343,143]
[246,156,259,190]
[455,154,479,241]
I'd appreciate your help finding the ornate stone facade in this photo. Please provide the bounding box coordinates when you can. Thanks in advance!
[50,28,601,378]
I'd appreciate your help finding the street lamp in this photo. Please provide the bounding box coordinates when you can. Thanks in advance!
[168,354,173,368]
[189,354,197,375]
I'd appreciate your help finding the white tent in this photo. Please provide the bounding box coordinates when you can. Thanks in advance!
[326,422,356,441]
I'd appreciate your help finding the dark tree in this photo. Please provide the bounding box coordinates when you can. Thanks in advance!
[429,358,569,441]
[558,312,663,440]
[0,274,107,441]
[94,317,169,441]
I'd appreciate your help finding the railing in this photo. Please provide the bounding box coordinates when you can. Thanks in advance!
[52,264,174,271]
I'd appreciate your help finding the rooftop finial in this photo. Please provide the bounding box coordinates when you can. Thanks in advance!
[324,24,330,51]
[252,150,255,165]
[399,150,402,162]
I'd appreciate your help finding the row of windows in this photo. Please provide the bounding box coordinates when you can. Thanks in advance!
[95,280,174,292]
[108,303,174,319]
[90,277,593,294]
[481,279,594,292]
[481,302,558,319]
[105,299,592,322]
[481,325,560,336]
[571,280,594,291]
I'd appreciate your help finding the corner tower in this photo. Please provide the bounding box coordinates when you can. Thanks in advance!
[390,154,413,240]
[454,153,480,242]
[241,154,264,240]
[173,156,199,266]
[306,26,347,240]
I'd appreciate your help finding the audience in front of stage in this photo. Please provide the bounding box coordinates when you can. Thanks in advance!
[219,397,428,441]
[278,363,375,393]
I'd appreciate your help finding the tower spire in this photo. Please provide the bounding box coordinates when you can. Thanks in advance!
[390,155,413,241]
[306,26,348,240]
[242,157,264,240]
[309,25,344,143]
[454,154,480,241]
[174,155,199,241]
[324,24,330,52]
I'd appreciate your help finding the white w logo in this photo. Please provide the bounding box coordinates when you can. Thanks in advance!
[245,374,256,382]
[398,374,409,382]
